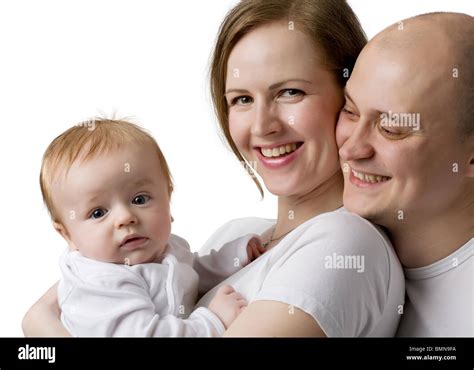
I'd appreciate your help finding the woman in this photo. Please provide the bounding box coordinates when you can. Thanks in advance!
[23,0,404,337]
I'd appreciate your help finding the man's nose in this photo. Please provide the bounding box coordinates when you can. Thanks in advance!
[338,119,375,162]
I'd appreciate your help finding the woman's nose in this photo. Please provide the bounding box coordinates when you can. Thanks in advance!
[250,100,283,137]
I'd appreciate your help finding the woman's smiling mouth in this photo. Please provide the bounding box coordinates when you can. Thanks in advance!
[255,142,304,169]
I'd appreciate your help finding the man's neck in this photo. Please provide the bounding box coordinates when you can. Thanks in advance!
[386,205,473,268]
[273,171,344,239]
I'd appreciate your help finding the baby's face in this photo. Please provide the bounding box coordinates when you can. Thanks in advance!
[53,143,172,265]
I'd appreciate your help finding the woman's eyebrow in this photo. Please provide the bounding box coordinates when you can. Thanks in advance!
[344,87,355,104]
[225,79,312,95]
[268,79,312,90]
[224,88,249,95]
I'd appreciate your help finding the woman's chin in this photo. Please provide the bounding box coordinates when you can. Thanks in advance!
[263,179,302,197]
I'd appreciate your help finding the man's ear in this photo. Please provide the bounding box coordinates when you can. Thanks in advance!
[53,222,77,251]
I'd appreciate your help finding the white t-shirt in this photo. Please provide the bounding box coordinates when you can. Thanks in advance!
[58,233,253,337]
[397,238,473,337]
[196,208,405,337]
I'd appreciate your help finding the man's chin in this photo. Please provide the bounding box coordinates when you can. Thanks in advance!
[343,196,384,224]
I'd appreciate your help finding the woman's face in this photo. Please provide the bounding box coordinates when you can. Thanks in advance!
[225,21,344,197]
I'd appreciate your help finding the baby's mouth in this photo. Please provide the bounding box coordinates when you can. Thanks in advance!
[120,235,148,248]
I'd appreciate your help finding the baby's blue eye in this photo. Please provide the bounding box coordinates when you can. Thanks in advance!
[91,208,106,219]
[132,195,150,205]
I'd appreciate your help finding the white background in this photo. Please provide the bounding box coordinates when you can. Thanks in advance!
[0,0,472,336]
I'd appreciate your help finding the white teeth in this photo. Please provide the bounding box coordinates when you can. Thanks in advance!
[261,143,298,158]
[351,169,390,183]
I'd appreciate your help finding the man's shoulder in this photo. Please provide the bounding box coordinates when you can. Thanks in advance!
[302,208,391,246]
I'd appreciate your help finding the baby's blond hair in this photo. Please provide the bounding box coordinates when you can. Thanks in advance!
[40,118,174,223]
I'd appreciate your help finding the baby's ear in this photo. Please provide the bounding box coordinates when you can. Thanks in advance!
[53,222,78,251]
[53,222,71,242]
[53,222,68,238]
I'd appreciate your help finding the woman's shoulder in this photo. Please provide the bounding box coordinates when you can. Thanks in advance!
[296,207,393,256]
[218,217,274,234]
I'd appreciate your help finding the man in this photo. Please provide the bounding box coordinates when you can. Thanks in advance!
[336,12,473,336]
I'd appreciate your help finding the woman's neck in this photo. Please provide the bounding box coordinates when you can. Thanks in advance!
[273,171,344,239]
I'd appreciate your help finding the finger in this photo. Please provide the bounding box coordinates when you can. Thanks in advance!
[237,298,248,306]
[247,244,253,259]
[218,284,235,294]
[228,292,240,300]
[252,247,262,258]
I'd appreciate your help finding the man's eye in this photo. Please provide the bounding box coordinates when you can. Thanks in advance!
[230,96,253,106]
[279,89,304,98]
[132,195,150,205]
[90,208,107,219]
[380,126,400,137]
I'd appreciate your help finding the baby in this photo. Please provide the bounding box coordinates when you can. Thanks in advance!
[40,118,265,337]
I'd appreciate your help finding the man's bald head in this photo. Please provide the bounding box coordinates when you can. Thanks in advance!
[367,12,474,139]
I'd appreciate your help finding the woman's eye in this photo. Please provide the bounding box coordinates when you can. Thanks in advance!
[132,194,150,205]
[90,208,107,219]
[230,96,253,106]
[279,89,304,98]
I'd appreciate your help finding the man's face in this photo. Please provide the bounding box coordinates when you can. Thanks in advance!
[336,43,472,227]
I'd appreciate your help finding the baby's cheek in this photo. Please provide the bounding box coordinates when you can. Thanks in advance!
[151,213,172,244]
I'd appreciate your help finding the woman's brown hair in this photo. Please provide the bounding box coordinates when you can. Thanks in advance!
[210,0,367,197]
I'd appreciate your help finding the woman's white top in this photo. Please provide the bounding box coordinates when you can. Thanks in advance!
[196,208,405,337]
